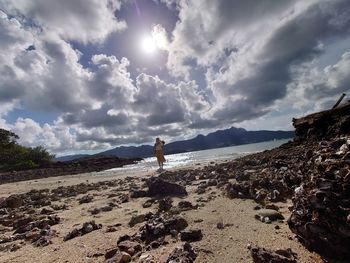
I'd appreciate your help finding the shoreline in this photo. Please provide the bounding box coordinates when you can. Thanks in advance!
[0,135,348,263]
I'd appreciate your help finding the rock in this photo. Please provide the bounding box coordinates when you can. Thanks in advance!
[195,187,206,195]
[116,193,129,203]
[129,214,147,227]
[40,207,54,214]
[264,204,279,211]
[2,195,22,208]
[166,242,197,263]
[207,179,218,186]
[217,222,224,229]
[180,229,203,242]
[170,229,178,237]
[288,169,350,259]
[32,236,52,247]
[255,209,284,222]
[142,199,155,208]
[105,251,131,263]
[130,189,149,198]
[158,197,173,212]
[64,221,102,241]
[139,254,156,263]
[78,194,93,204]
[146,178,187,197]
[248,244,297,263]
[105,248,119,259]
[137,215,188,244]
[117,240,142,256]
[178,201,197,211]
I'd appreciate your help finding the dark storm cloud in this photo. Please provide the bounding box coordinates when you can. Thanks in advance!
[62,106,128,128]
[211,0,350,123]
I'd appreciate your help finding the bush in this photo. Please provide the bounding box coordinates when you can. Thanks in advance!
[11,160,39,171]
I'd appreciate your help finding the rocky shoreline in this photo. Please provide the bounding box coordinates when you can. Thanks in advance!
[0,156,142,185]
[0,104,349,263]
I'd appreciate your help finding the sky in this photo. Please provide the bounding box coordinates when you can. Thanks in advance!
[0,0,349,156]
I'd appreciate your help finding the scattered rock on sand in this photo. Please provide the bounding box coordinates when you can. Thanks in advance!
[117,240,142,256]
[78,194,93,204]
[105,250,131,263]
[166,242,197,263]
[63,221,102,241]
[137,215,188,244]
[128,213,153,227]
[178,201,198,211]
[248,244,297,263]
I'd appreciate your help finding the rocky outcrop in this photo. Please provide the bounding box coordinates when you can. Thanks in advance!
[293,101,350,141]
[0,156,141,184]
[288,138,350,259]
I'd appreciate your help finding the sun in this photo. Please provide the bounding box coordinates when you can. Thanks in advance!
[141,36,156,54]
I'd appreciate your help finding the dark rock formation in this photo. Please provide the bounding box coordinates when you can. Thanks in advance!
[146,177,187,197]
[0,156,141,184]
[248,244,297,263]
[293,101,350,141]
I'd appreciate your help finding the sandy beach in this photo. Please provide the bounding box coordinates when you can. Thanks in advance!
[0,160,324,263]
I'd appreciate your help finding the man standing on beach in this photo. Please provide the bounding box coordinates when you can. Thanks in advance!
[154,138,166,172]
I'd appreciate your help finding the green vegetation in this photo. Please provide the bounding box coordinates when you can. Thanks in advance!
[0,128,54,172]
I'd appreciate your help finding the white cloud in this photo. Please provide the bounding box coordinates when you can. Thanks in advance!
[1,0,350,155]
[0,0,126,44]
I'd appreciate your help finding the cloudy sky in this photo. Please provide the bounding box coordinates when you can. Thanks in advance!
[0,0,349,155]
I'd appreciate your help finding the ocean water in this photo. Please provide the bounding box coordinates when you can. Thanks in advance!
[107,138,291,172]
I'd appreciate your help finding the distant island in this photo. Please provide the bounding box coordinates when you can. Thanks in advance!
[56,127,294,161]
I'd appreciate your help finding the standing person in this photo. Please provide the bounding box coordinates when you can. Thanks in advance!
[154,137,166,171]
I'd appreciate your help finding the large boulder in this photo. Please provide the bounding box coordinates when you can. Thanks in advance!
[146,177,187,197]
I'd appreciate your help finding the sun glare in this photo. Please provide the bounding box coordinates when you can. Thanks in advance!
[142,36,156,54]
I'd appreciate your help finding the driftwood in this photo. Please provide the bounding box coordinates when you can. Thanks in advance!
[293,101,350,141]
[332,93,346,109]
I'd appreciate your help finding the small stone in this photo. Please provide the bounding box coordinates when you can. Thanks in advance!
[255,209,284,222]
[216,222,224,229]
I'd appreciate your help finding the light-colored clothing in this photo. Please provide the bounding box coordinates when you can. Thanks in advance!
[154,141,166,163]
[155,142,163,151]
[155,150,166,163]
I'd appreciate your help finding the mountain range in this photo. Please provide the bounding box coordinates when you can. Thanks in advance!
[56,127,294,161]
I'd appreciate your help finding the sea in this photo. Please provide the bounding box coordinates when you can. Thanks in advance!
[105,138,291,173]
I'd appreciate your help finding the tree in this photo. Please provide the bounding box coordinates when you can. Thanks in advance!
[0,128,54,171]
[0,128,19,147]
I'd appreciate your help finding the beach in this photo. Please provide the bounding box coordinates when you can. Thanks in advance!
[1,139,339,263]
